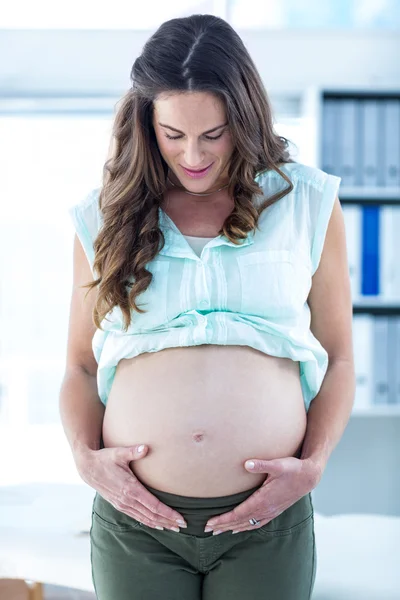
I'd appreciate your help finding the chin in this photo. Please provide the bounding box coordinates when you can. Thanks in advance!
[187,181,218,193]
[169,165,223,192]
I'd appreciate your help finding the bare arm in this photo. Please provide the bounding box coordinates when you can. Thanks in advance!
[59,365,105,458]
[59,233,104,466]
[300,196,356,473]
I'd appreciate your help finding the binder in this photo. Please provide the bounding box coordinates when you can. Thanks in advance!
[373,316,389,405]
[380,205,395,301]
[387,316,398,404]
[353,314,374,409]
[380,205,400,301]
[393,207,400,300]
[342,204,362,300]
[354,99,364,186]
[322,98,338,175]
[362,99,380,187]
[361,205,380,296]
[383,98,400,188]
[395,319,400,404]
[338,98,357,186]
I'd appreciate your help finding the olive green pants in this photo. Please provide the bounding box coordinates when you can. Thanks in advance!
[90,482,317,599]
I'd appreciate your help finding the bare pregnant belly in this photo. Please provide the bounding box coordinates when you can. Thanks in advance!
[102,345,307,497]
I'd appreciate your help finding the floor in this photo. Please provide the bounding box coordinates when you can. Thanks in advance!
[43,584,95,599]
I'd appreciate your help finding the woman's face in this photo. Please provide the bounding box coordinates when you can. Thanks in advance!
[152,91,234,194]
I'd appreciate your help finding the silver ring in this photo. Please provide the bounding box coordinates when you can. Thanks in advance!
[249,517,261,526]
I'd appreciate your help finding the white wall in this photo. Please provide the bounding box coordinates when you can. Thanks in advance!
[1,29,399,97]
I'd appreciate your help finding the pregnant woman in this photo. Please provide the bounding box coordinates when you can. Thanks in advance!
[60,14,355,600]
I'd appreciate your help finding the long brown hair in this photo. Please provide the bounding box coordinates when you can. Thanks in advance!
[83,14,296,332]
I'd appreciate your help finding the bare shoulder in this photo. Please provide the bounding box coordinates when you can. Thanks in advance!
[65,234,98,377]
[307,196,354,363]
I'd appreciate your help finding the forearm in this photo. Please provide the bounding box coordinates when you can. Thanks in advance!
[300,358,356,473]
[59,366,105,460]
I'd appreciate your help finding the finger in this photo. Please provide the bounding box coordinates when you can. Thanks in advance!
[231,518,270,534]
[139,490,187,527]
[114,444,147,464]
[205,505,245,530]
[210,520,256,534]
[116,507,181,532]
[211,505,280,532]
[112,497,184,531]
[121,480,187,526]
[116,497,184,531]
[213,516,271,535]
[108,449,175,526]
[218,506,286,533]
[245,457,287,475]
[110,505,166,530]
[117,492,163,522]
[205,485,274,531]
[116,501,165,525]
[205,497,264,530]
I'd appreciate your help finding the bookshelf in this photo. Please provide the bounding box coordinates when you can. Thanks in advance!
[305,87,400,516]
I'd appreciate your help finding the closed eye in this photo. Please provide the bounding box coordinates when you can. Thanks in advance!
[164,133,224,141]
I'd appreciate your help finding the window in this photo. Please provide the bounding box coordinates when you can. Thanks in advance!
[1,0,214,29]
[0,100,114,484]
[230,0,400,30]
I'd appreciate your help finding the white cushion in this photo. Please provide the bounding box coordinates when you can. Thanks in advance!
[0,483,95,592]
[312,512,400,599]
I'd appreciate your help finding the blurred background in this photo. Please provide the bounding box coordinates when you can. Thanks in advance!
[0,1,399,598]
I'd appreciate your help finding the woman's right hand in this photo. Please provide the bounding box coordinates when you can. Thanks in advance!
[75,444,187,531]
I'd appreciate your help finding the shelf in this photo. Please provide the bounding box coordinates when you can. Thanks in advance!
[353,298,400,307]
[352,302,400,315]
[338,187,400,201]
[351,405,400,417]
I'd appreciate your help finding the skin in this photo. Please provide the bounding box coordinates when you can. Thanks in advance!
[203,195,354,534]
[149,91,353,533]
[152,91,234,199]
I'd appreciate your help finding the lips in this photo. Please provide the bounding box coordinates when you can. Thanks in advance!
[180,163,214,179]
[182,164,212,173]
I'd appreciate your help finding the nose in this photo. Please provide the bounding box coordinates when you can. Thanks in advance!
[183,140,205,168]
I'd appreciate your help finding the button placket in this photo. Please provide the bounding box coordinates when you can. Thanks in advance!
[195,259,210,309]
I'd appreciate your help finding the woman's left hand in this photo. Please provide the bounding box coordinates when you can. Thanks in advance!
[203,456,322,535]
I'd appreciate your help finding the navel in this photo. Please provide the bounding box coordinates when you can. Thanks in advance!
[192,431,205,443]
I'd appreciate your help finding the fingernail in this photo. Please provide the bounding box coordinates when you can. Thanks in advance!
[212,530,223,536]
[155,526,164,530]
[232,530,240,534]
[176,519,187,527]
[204,526,213,532]
[170,526,180,532]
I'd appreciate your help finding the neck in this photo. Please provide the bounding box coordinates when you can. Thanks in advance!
[167,173,229,197]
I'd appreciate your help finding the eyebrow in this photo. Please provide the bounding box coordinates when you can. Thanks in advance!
[158,121,228,135]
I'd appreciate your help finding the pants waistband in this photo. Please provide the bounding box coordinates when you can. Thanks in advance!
[142,483,263,536]
[144,483,262,510]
